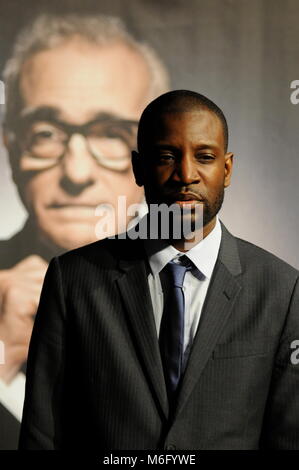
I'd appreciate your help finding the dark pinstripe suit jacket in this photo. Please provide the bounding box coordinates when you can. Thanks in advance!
[19,222,299,450]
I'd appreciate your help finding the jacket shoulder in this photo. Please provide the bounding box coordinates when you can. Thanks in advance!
[56,236,143,270]
[235,236,299,280]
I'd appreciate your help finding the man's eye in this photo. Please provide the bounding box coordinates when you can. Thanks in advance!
[159,154,175,161]
[29,129,63,149]
[197,154,214,161]
[27,123,65,145]
[33,130,54,140]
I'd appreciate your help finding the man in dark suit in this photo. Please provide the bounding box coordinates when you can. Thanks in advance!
[19,90,299,450]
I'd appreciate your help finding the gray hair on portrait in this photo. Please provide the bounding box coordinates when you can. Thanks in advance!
[2,12,170,130]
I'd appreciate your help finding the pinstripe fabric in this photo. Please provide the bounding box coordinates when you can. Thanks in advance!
[19,222,299,450]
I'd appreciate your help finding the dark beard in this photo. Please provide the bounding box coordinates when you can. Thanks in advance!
[144,185,225,239]
[171,188,225,237]
[202,187,224,227]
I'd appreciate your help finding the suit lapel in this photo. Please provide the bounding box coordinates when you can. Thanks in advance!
[113,221,242,422]
[174,223,243,419]
[115,239,168,419]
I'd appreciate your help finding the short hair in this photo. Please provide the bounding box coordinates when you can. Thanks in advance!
[2,13,170,130]
[137,89,229,152]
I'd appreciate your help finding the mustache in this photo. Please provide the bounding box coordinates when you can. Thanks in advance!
[163,190,206,201]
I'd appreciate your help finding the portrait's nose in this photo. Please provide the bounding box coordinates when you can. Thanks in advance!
[173,151,200,184]
[60,134,96,194]
[61,134,96,183]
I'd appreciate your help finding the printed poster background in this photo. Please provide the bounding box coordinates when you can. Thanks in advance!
[0,0,298,268]
[0,0,298,450]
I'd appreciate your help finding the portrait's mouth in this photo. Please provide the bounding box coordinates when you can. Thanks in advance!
[46,202,100,221]
[48,203,98,209]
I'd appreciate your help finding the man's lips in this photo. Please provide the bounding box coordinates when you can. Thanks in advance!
[165,192,204,203]
[174,200,201,205]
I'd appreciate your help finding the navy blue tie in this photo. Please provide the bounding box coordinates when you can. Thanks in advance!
[159,255,194,401]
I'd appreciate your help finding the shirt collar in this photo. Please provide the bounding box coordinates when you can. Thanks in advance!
[144,216,222,280]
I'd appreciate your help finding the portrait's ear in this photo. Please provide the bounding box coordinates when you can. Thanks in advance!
[132,150,144,187]
[224,152,234,188]
[2,128,17,154]
[2,129,10,150]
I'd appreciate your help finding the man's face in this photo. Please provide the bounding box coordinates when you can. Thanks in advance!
[9,38,150,250]
[138,109,233,234]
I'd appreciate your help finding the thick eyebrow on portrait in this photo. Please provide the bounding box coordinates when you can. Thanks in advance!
[19,106,134,125]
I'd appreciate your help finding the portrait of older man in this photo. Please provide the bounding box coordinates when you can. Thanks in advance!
[0,12,169,449]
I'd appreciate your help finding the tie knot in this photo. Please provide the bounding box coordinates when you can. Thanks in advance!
[165,255,193,288]
[163,255,204,287]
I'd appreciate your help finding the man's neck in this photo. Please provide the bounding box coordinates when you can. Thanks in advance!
[170,217,217,252]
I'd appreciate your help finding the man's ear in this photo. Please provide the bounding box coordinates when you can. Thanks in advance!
[131,150,144,187]
[224,152,234,188]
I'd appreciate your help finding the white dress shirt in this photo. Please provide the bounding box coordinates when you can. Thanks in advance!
[0,372,25,421]
[144,217,222,371]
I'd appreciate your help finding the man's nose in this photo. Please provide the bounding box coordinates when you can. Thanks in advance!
[61,133,96,186]
[173,152,200,184]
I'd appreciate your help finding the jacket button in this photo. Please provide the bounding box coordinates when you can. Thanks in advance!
[165,444,176,450]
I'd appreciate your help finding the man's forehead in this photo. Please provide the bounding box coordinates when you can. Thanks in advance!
[19,39,152,120]
[19,105,138,125]
[147,108,223,134]
[138,108,225,152]
[155,107,218,121]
